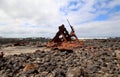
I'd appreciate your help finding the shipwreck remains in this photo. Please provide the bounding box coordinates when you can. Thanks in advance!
[47,20,84,50]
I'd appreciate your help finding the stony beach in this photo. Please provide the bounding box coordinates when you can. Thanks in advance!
[0,38,120,77]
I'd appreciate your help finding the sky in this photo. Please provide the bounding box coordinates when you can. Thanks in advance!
[0,0,120,38]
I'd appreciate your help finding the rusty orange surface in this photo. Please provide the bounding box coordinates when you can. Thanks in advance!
[47,24,84,50]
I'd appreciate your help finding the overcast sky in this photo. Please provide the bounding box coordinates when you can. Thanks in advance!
[0,0,120,38]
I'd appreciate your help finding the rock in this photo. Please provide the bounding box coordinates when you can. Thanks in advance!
[112,52,116,57]
[38,71,49,77]
[0,51,4,58]
[43,48,52,52]
[23,63,38,74]
[87,65,100,73]
[51,69,66,77]
[115,50,120,59]
[103,73,109,77]
[35,50,41,53]
[46,73,54,77]
[117,64,120,69]
[66,67,84,77]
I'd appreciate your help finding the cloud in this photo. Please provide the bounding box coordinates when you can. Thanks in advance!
[0,0,120,38]
[75,19,120,38]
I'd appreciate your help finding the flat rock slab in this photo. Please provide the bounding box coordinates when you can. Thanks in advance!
[1,46,46,56]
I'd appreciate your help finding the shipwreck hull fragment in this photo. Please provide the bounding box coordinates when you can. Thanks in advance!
[47,24,84,50]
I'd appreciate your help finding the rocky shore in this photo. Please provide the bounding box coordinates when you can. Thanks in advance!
[0,38,120,77]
